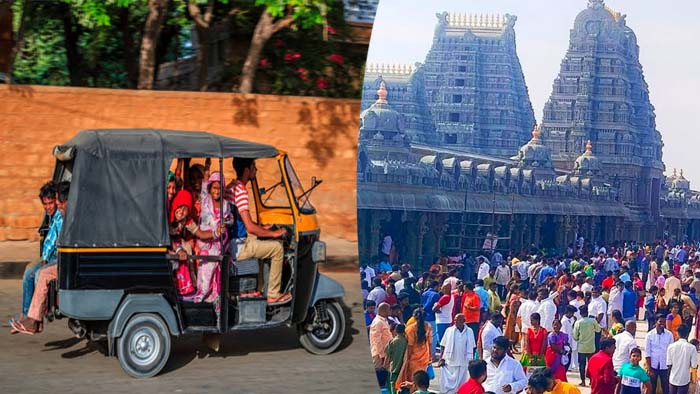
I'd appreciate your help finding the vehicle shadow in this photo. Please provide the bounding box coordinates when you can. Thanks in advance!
[160,299,361,375]
[337,299,358,352]
[44,337,108,359]
[159,326,301,376]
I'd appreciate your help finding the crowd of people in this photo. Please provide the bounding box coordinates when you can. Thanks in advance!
[363,239,700,394]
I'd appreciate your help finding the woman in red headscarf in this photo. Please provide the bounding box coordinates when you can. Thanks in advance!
[169,190,222,296]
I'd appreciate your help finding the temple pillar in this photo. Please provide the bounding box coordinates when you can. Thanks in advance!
[404,214,419,264]
[533,216,545,249]
[417,213,429,268]
[369,214,382,260]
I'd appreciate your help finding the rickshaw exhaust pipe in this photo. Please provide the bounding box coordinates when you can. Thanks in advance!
[68,318,87,339]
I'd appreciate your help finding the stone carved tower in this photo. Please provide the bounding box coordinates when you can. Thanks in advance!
[420,12,535,155]
[361,12,536,156]
[540,0,664,217]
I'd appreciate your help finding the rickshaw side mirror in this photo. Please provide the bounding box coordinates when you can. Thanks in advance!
[259,187,266,195]
[311,176,320,186]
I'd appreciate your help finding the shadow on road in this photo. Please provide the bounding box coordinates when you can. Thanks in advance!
[159,300,362,375]
[43,336,108,359]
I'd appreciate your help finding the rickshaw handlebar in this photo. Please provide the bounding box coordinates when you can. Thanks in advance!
[166,254,224,262]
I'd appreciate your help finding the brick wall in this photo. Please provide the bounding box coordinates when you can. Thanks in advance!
[0,85,359,242]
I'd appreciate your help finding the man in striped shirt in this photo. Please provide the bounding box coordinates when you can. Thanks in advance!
[226,158,290,305]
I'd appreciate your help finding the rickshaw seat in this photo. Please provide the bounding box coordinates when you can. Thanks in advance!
[230,258,260,276]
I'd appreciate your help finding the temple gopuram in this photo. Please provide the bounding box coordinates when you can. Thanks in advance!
[357,1,700,266]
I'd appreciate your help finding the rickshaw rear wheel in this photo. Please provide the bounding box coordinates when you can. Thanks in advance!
[116,313,171,379]
[297,300,345,355]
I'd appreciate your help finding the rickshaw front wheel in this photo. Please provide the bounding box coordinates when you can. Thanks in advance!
[297,300,345,355]
[116,313,171,378]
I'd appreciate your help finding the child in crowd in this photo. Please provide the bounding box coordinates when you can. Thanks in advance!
[617,348,650,394]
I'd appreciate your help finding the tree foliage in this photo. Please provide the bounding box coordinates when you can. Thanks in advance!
[9,0,365,98]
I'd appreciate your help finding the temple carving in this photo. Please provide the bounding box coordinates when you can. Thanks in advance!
[357,1,700,267]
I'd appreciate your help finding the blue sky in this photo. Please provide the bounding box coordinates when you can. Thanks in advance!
[366,0,700,186]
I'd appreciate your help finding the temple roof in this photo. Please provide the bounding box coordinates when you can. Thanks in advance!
[574,140,603,176]
[513,125,553,169]
[360,80,406,139]
[437,12,516,38]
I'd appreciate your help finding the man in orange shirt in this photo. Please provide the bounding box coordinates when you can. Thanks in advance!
[462,282,482,339]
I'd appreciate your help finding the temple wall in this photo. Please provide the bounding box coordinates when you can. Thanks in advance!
[0,85,359,242]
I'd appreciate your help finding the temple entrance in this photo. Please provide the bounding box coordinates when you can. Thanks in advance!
[541,216,558,251]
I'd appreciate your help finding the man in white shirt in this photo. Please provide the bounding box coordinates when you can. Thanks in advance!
[589,286,607,330]
[394,271,408,294]
[589,286,607,350]
[360,262,375,288]
[438,314,476,394]
[366,278,386,306]
[560,305,579,371]
[480,313,504,360]
[517,291,539,351]
[513,258,530,286]
[612,320,638,370]
[667,323,698,394]
[646,314,674,394]
[536,288,557,331]
[482,336,528,394]
[477,257,491,281]
[608,282,624,316]
[581,277,593,294]
[494,261,511,300]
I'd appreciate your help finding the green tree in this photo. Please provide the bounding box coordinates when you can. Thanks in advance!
[238,0,329,93]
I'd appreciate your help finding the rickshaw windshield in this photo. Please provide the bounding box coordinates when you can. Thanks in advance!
[285,157,315,213]
[257,157,291,209]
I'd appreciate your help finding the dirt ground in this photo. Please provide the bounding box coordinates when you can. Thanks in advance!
[0,271,376,394]
[0,238,375,393]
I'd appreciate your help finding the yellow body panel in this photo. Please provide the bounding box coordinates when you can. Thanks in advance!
[59,247,167,253]
[258,210,294,226]
[296,214,319,233]
[250,152,320,241]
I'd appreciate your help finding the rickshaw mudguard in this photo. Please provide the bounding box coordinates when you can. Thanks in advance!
[108,294,180,338]
[310,273,345,306]
[59,289,124,320]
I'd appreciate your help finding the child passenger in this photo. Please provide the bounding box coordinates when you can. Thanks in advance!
[169,190,223,296]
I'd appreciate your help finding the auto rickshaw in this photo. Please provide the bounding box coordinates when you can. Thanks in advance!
[47,129,347,378]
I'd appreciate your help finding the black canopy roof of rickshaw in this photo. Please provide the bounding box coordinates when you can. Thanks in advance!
[56,129,279,248]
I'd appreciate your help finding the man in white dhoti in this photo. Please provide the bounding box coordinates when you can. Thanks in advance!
[438,314,476,394]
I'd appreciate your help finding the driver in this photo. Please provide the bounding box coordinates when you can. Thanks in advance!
[226,158,290,305]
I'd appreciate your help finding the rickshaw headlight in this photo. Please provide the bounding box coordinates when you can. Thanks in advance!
[312,241,326,263]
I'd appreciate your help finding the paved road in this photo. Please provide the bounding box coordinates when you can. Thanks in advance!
[0,271,377,394]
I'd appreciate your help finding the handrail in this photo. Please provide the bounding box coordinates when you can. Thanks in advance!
[166,254,223,262]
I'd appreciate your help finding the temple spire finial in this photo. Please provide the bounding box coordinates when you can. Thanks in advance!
[376,81,388,104]
[673,168,678,177]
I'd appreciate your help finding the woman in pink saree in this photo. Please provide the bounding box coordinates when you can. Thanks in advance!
[194,171,231,310]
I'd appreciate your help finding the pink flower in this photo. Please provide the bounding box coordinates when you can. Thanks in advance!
[284,51,302,62]
[327,26,337,35]
[297,68,308,81]
[259,58,269,68]
[316,78,328,90]
[328,54,344,65]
